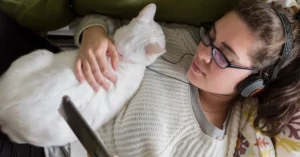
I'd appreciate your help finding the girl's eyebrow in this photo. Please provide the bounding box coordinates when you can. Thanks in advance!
[221,42,240,60]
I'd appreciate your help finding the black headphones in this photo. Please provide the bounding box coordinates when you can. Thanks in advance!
[237,6,293,97]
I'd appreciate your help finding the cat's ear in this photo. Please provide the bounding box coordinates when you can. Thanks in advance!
[137,3,156,22]
[145,43,166,56]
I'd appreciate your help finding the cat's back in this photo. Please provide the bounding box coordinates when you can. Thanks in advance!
[0,50,84,145]
[0,50,79,108]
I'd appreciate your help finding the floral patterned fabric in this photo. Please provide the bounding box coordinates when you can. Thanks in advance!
[234,99,300,157]
[265,0,300,14]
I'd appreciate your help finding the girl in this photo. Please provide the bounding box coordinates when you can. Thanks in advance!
[69,0,300,156]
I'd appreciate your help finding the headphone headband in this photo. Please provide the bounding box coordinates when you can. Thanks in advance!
[269,6,293,81]
[237,6,294,97]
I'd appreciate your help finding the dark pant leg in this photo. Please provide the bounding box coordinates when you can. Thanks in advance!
[0,10,61,75]
[0,10,61,157]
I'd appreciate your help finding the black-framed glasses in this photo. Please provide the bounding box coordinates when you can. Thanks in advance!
[199,24,258,70]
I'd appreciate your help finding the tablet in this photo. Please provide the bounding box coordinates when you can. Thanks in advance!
[58,96,110,157]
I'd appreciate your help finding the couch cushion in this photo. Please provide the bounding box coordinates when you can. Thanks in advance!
[72,0,239,26]
[0,0,75,31]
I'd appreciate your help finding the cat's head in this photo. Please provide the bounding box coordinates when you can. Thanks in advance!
[113,3,166,66]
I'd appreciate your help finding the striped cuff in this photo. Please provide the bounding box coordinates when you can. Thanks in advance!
[74,15,108,47]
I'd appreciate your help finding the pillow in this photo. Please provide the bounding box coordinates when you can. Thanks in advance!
[266,0,300,14]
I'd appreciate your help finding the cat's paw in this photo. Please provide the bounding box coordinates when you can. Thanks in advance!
[1,126,27,144]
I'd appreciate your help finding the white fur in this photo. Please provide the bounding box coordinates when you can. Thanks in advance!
[0,3,165,147]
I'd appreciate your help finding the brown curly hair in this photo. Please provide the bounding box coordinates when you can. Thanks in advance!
[234,0,300,137]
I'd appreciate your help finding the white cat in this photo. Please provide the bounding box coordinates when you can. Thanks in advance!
[0,3,165,147]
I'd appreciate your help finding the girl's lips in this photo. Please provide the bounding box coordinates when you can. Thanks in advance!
[191,60,206,76]
[192,61,206,75]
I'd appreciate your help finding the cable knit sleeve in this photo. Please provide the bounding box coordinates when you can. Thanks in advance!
[74,14,122,47]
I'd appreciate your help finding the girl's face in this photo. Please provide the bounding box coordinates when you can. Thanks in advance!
[187,11,256,95]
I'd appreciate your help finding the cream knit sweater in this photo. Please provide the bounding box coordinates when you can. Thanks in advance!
[46,15,241,157]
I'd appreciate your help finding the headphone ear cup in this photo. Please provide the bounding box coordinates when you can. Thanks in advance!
[237,76,265,97]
